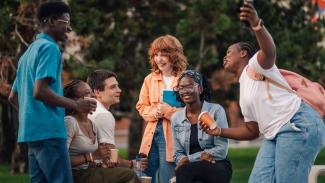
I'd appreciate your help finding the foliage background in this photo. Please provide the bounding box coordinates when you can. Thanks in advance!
[0,0,324,166]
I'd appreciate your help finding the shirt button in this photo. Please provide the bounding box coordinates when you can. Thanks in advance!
[199,138,202,141]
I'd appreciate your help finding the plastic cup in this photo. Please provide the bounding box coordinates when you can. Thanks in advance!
[110,148,118,163]
[198,111,217,130]
[84,96,96,102]
[140,176,152,183]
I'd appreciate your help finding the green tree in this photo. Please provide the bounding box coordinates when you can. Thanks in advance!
[0,0,324,168]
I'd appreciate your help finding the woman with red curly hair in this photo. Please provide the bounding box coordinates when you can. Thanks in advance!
[136,35,187,183]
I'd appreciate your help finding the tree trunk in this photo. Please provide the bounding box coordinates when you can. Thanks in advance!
[0,97,16,163]
[128,110,143,160]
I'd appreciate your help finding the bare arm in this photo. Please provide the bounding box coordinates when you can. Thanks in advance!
[240,2,276,69]
[70,144,111,167]
[8,90,18,111]
[201,121,260,141]
[34,78,96,113]
[34,78,76,109]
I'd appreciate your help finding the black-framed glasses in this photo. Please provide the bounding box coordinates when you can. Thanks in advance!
[173,83,199,93]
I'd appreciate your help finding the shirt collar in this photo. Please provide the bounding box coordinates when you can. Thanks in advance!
[152,71,163,81]
[36,33,56,44]
[96,99,109,112]
[179,101,209,122]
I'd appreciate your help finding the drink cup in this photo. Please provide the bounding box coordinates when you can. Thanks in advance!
[198,111,217,130]
[84,96,96,103]
[110,148,118,163]
[140,176,152,183]
[135,153,147,177]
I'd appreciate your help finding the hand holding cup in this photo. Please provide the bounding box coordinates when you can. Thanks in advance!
[198,112,217,130]
[75,97,97,114]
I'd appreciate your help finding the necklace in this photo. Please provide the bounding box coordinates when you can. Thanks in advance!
[79,119,96,144]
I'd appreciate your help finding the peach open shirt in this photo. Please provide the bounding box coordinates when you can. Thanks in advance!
[136,71,179,162]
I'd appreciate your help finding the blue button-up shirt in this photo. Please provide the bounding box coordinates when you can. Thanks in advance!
[171,101,229,164]
[13,33,66,142]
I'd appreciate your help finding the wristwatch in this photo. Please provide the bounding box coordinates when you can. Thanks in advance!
[252,19,264,31]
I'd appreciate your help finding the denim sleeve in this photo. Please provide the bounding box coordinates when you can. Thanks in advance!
[204,105,229,160]
[171,114,187,164]
[187,151,203,162]
[35,43,61,83]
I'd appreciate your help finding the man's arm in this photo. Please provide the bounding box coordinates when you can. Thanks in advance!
[34,78,97,113]
[8,90,18,111]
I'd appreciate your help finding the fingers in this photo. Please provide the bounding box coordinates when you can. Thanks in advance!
[240,2,258,25]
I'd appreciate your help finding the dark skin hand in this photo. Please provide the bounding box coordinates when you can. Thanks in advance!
[33,78,97,114]
[173,157,190,176]
[240,2,276,69]
[200,152,215,163]
[200,120,260,141]
[70,143,110,167]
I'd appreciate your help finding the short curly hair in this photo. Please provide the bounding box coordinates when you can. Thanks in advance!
[148,35,187,76]
[37,1,70,23]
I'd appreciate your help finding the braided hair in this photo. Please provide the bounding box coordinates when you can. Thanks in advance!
[63,80,84,115]
[175,70,212,106]
[237,42,258,59]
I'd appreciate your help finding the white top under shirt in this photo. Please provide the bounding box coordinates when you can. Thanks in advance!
[88,100,115,145]
[163,76,174,89]
[64,116,98,170]
[239,53,301,139]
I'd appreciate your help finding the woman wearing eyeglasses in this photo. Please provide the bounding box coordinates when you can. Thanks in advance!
[171,70,232,183]
[136,35,187,183]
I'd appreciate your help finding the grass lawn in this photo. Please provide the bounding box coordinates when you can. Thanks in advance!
[229,148,325,183]
[1,148,325,183]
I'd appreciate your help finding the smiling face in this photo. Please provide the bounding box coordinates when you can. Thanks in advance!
[154,51,172,75]
[50,13,72,42]
[177,76,202,104]
[223,44,243,73]
[94,77,122,108]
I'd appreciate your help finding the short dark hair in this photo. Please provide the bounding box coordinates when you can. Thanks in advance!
[37,1,70,23]
[237,42,258,59]
[87,69,117,91]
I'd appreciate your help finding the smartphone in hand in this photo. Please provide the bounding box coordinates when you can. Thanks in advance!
[242,0,254,27]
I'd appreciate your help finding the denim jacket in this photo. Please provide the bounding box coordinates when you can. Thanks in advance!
[171,101,229,164]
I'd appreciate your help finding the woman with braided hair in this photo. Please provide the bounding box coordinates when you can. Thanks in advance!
[201,3,325,183]
[171,70,232,183]
[63,80,139,183]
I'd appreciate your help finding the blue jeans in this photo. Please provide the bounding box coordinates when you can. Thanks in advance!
[28,138,73,183]
[249,102,325,183]
[144,121,176,183]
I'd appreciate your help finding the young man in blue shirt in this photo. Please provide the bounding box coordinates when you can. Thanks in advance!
[8,2,96,182]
